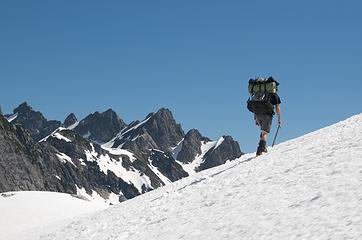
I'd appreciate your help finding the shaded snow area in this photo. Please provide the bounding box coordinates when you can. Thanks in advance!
[102,147,137,162]
[171,139,184,159]
[39,127,71,143]
[214,136,225,150]
[67,121,79,130]
[56,152,76,166]
[5,113,18,122]
[118,116,152,137]
[76,186,121,205]
[4,113,362,240]
[0,191,108,240]
[176,140,218,175]
[102,116,153,149]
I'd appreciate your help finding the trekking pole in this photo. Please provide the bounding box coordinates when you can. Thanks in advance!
[272,125,280,147]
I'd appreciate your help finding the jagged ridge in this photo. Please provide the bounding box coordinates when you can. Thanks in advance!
[0,102,243,203]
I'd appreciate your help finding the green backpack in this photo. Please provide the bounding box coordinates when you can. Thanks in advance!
[247,77,279,115]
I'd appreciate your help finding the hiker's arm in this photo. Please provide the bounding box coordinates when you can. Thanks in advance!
[254,114,260,126]
[275,104,281,127]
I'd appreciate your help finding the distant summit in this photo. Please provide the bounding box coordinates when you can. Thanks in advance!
[63,113,77,128]
[12,102,61,141]
[74,109,127,144]
[108,108,185,153]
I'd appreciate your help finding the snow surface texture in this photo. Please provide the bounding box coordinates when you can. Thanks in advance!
[4,113,362,240]
[0,191,107,240]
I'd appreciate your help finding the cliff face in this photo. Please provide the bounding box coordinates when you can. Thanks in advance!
[0,114,59,192]
[0,115,140,201]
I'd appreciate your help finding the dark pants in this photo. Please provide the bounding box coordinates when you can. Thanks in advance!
[255,114,273,133]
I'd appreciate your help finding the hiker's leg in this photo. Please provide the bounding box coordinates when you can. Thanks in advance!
[255,114,270,155]
[256,138,267,155]
[260,130,268,142]
[257,130,268,155]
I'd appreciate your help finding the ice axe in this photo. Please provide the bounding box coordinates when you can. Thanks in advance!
[272,125,280,147]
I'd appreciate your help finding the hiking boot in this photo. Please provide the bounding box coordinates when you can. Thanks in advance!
[256,140,267,156]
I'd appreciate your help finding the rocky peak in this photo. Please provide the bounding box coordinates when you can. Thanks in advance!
[63,113,77,128]
[198,135,243,171]
[141,108,185,152]
[177,129,210,163]
[14,102,32,113]
[153,108,172,119]
[103,108,118,119]
[185,129,210,142]
[109,108,184,154]
[11,102,61,141]
[74,109,127,144]
[14,102,45,122]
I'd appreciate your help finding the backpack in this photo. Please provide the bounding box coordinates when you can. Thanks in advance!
[247,77,279,115]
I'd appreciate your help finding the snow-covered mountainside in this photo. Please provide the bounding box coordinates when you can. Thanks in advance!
[22,113,362,240]
[4,114,362,240]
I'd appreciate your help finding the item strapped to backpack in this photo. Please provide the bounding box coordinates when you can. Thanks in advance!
[247,76,279,115]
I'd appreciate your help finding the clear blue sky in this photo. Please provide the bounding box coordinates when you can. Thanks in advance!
[1,0,361,152]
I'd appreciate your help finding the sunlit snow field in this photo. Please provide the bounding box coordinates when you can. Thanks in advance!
[1,113,362,240]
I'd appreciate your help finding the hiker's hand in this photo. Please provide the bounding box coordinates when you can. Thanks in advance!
[278,119,282,128]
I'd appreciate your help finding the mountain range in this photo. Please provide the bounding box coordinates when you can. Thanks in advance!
[0,102,242,203]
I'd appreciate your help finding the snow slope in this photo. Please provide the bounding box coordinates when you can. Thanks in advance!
[0,191,108,240]
[5,113,362,239]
